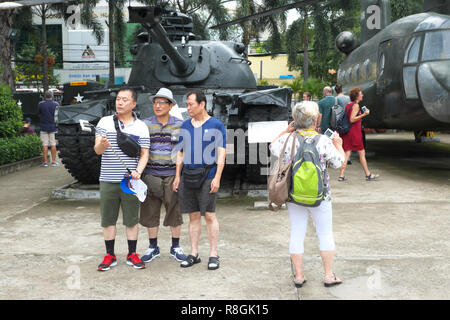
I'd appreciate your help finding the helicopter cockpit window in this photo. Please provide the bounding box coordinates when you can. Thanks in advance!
[378,53,385,77]
[352,64,360,82]
[403,66,419,99]
[338,70,345,83]
[404,36,421,64]
[346,67,352,83]
[362,59,370,79]
[422,30,450,61]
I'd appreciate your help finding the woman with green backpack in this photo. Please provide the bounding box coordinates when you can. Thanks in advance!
[270,101,345,288]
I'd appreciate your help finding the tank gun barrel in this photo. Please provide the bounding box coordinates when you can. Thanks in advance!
[128,6,189,74]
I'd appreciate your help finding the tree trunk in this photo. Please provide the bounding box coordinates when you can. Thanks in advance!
[108,0,115,85]
[303,38,309,81]
[303,11,309,82]
[41,6,49,93]
[0,10,14,88]
[242,23,250,53]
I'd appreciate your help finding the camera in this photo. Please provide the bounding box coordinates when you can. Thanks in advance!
[324,128,335,139]
[361,106,368,113]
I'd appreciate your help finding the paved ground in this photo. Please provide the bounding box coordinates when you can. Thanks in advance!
[0,131,449,300]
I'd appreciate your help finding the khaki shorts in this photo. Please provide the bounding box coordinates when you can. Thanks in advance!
[100,182,140,227]
[139,174,183,228]
[40,131,56,146]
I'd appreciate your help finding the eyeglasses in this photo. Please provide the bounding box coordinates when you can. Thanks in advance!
[153,100,170,106]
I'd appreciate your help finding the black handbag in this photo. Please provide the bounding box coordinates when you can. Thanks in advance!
[114,115,141,158]
[182,164,216,189]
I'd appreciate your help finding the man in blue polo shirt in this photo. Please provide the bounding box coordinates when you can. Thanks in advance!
[173,89,226,271]
[38,91,59,167]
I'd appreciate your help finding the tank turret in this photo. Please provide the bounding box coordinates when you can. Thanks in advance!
[128,6,192,75]
[126,6,256,89]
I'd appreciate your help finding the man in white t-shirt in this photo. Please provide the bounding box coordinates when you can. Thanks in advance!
[94,88,150,271]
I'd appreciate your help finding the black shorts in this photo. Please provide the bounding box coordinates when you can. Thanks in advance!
[178,177,217,216]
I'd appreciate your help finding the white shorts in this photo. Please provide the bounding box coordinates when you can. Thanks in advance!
[40,131,56,146]
[287,200,336,254]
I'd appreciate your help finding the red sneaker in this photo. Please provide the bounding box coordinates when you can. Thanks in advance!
[98,254,117,271]
[126,252,145,269]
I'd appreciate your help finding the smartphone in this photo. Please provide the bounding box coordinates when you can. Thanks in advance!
[324,128,335,138]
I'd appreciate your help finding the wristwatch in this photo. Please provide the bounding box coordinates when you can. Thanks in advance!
[135,168,142,175]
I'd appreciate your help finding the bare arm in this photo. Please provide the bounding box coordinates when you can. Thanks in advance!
[316,113,323,132]
[173,150,184,192]
[94,136,110,155]
[131,147,149,180]
[349,103,370,123]
[210,147,226,193]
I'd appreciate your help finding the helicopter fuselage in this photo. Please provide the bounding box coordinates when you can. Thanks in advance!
[338,12,450,131]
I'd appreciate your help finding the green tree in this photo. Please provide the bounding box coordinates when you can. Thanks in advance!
[15,44,59,90]
[0,84,22,138]
[301,77,328,100]
[285,0,360,81]
[235,0,290,53]
[0,1,105,89]
[282,77,302,102]
[286,9,314,81]
[235,0,257,49]
[253,0,290,55]
[391,0,423,21]
[0,1,32,88]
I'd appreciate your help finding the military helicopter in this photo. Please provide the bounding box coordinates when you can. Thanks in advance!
[211,0,450,141]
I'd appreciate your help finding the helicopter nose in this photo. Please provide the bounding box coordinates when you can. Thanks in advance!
[417,61,450,124]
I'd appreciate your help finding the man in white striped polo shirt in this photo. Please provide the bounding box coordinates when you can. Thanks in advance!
[94,88,150,271]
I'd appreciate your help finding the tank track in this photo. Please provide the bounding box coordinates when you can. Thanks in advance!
[57,124,101,184]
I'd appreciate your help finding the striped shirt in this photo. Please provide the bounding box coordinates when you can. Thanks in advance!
[95,114,150,183]
[143,115,183,177]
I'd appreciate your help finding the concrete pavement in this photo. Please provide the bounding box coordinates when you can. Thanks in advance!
[0,131,449,300]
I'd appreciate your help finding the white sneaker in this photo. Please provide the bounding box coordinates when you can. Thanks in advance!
[51,162,59,167]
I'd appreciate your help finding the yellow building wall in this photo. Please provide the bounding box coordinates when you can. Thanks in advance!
[248,54,301,84]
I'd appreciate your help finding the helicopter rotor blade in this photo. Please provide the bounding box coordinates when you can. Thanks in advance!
[0,0,67,11]
[209,0,326,30]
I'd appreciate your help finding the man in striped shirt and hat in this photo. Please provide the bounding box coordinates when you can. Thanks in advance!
[139,88,187,263]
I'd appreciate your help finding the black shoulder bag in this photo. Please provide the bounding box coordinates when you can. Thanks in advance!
[113,115,141,158]
[183,164,216,189]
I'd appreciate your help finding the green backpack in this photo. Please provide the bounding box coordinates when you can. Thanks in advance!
[289,133,327,207]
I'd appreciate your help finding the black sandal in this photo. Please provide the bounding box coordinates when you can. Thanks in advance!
[366,173,379,181]
[324,273,342,287]
[208,256,220,270]
[180,255,201,268]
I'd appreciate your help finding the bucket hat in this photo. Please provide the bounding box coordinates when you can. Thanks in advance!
[149,88,177,105]
[120,175,148,202]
